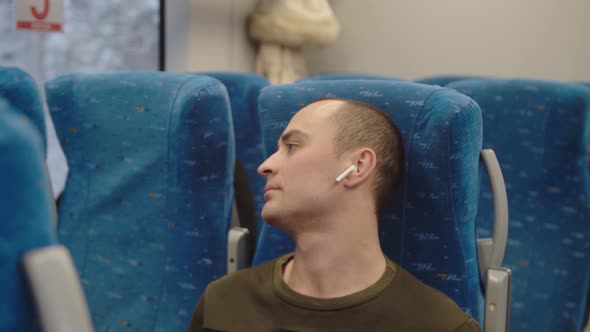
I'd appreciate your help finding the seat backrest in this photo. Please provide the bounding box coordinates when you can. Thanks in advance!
[200,72,269,243]
[46,72,235,332]
[448,79,590,332]
[300,72,403,82]
[416,75,484,87]
[0,66,46,155]
[0,98,57,332]
[252,80,485,322]
[577,84,590,172]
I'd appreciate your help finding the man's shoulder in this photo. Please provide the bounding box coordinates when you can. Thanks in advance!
[205,257,277,299]
[198,258,282,331]
[394,265,465,310]
[389,262,481,331]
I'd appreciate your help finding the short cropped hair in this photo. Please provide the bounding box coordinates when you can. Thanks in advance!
[322,98,404,217]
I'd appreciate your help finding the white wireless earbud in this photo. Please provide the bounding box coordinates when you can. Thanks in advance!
[336,165,357,183]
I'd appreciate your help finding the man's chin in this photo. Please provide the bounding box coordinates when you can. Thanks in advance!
[261,206,286,228]
[261,208,298,237]
[261,207,278,225]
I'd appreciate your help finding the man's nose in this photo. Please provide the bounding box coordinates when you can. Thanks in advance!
[257,152,278,177]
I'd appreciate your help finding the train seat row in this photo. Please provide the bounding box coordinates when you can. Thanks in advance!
[1,66,589,332]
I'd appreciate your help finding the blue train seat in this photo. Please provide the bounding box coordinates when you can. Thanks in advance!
[300,72,403,81]
[0,66,46,155]
[45,72,235,332]
[0,97,55,331]
[199,72,269,241]
[448,79,590,332]
[252,80,491,323]
[198,72,270,271]
[0,97,91,332]
[416,75,484,87]
[0,66,70,199]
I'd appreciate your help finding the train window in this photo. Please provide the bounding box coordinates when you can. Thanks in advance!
[0,0,161,83]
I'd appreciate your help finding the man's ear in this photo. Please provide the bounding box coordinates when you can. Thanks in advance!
[342,148,377,188]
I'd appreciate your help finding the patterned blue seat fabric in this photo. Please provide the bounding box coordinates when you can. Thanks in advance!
[0,98,57,332]
[581,83,590,170]
[0,66,47,155]
[200,72,269,241]
[46,72,235,332]
[416,75,484,87]
[300,72,403,82]
[447,79,590,332]
[253,80,485,322]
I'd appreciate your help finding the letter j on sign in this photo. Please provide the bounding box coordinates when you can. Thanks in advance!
[15,0,64,32]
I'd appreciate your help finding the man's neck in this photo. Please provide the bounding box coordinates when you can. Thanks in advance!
[282,216,386,299]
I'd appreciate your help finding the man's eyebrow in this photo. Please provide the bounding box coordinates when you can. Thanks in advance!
[277,129,308,147]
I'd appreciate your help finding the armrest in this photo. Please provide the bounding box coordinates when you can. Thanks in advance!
[484,267,512,332]
[478,149,509,279]
[23,245,94,332]
[227,227,251,273]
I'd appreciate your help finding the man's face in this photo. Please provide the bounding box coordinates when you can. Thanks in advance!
[257,100,347,232]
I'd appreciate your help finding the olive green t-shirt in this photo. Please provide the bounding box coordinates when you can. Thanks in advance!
[188,254,481,332]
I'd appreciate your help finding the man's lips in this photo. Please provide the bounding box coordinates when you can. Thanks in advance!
[264,186,281,200]
[264,185,280,192]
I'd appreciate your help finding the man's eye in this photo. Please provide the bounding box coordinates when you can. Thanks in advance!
[286,144,296,151]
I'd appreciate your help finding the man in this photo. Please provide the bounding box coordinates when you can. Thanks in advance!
[189,98,481,332]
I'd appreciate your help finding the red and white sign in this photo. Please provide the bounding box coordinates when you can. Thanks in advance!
[15,0,64,32]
